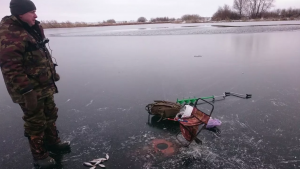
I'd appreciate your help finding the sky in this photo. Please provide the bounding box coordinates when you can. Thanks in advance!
[0,0,300,22]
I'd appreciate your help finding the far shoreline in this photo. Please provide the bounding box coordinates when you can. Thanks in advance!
[41,18,300,29]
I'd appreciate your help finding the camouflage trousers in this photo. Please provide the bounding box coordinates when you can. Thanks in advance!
[19,95,58,136]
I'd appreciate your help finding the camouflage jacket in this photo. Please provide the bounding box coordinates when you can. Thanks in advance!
[0,15,58,103]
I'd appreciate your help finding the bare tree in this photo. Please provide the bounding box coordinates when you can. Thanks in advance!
[233,0,247,17]
[106,19,116,24]
[137,17,147,22]
[245,0,275,18]
[212,4,240,21]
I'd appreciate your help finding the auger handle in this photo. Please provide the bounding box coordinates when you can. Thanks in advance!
[225,92,252,99]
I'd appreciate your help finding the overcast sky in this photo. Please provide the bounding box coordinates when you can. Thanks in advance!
[1,0,300,22]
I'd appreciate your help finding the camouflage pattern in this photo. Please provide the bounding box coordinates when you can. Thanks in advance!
[44,121,61,146]
[0,15,63,161]
[0,15,58,103]
[20,95,58,136]
[20,93,62,160]
[28,132,49,160]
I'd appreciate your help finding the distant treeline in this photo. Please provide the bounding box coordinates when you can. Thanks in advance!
[40,20,89,28]
[41,14,207,28]
[139,15,204,23]
[40,3,300,29]
[146,15,204,23]
[212,0,300,21]
[40,19,118,28]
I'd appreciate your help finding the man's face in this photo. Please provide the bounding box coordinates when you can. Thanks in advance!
[19,10,37,26]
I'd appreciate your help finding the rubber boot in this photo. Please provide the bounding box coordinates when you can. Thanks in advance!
[34,156,56,169]
[27,133,56,169]
[44,122,71,154]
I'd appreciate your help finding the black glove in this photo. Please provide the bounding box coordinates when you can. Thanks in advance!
[54,73,60,81]
[24,90,37,111]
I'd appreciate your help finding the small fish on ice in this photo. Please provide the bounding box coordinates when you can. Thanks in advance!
[83,154,109,168]
[99,164,105,168]
[83,162,94,167]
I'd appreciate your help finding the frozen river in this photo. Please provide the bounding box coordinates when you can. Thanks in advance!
[0,21,300,169]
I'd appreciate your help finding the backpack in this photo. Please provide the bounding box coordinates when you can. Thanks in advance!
[145,100,182,122]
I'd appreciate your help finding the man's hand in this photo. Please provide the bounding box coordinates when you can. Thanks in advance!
[24,90,37,111]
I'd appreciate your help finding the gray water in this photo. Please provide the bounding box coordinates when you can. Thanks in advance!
[0,21,300,169]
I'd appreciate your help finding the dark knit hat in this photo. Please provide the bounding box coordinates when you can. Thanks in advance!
[10,0,36,16]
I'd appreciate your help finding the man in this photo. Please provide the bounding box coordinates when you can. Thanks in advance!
[0,0,70,168]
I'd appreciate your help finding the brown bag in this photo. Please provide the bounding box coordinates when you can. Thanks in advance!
[145,100,182,122]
